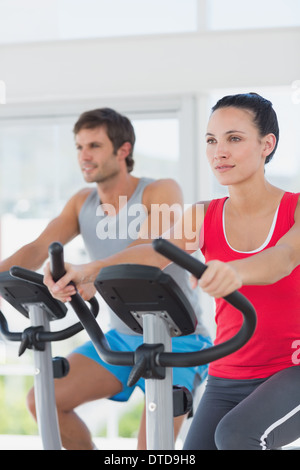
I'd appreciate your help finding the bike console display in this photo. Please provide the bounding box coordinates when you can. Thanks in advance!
[0,268,67,321]
[95,264,197,337]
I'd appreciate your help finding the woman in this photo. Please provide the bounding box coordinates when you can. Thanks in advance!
[45,93,300,450]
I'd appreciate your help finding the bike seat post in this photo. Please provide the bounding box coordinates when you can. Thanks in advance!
[143,312,174,450]
[28,303,62,450]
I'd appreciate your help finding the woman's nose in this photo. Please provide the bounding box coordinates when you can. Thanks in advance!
[214,141,230,159]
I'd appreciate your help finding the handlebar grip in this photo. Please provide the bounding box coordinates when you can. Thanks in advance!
[10,266,45,287]
[48,242,66,282]
[153,238,257,368]
[153,237,255,323]
[0,310,22,342]
[153,238,207,279]
[47,242,133,366]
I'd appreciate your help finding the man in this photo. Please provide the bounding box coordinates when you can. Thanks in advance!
[0,108,211,449]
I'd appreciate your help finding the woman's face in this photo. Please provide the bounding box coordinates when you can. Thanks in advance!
[205,106,272,187]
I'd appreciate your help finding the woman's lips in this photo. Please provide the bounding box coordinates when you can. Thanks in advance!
[215,165,235,173]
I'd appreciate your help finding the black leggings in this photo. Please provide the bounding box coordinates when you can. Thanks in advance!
[183,367,300,450]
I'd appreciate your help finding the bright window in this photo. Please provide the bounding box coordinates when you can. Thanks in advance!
[0,0,197,44]
[133,119,179,180]
[208,0,300,30]
[0,115,179,221]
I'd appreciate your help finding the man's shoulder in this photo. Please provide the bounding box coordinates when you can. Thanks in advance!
[142,178,183,206]
[67,187,96,214]
[74,187,95,200]
[144,178,181,192]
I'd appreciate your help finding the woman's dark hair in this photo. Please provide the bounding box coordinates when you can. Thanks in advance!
[211,93,279,164]
[73,107,135,172]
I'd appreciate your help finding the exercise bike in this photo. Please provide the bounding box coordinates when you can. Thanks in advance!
[0,267,99,450]
[0,239,256,450]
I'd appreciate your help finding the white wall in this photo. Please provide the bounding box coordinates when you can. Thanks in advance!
[1,26,299,204]
[0,28,299,104]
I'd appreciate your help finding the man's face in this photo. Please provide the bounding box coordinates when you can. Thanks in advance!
[75,126,120,184]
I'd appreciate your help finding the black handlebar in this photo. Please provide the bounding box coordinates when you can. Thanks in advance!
[0,261,99,354]
[152,238,257,366]
[48,241,67,282]
[48,239,256,371]
[0,240,256,380]
[48,242,134,366]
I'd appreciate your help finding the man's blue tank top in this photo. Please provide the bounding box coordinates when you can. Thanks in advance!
[79,177,207,336]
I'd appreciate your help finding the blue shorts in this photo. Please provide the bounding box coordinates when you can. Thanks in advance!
[74,330,212,402]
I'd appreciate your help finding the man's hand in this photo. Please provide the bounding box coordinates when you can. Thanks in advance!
[44,262,97,302]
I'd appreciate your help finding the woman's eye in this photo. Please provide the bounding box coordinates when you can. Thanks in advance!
[206,138,216,144]
[230,136,241,142]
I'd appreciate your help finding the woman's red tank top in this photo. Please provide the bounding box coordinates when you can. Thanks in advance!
[201,192,300,379]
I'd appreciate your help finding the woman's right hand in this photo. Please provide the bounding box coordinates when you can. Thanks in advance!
[191,260,243,298]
